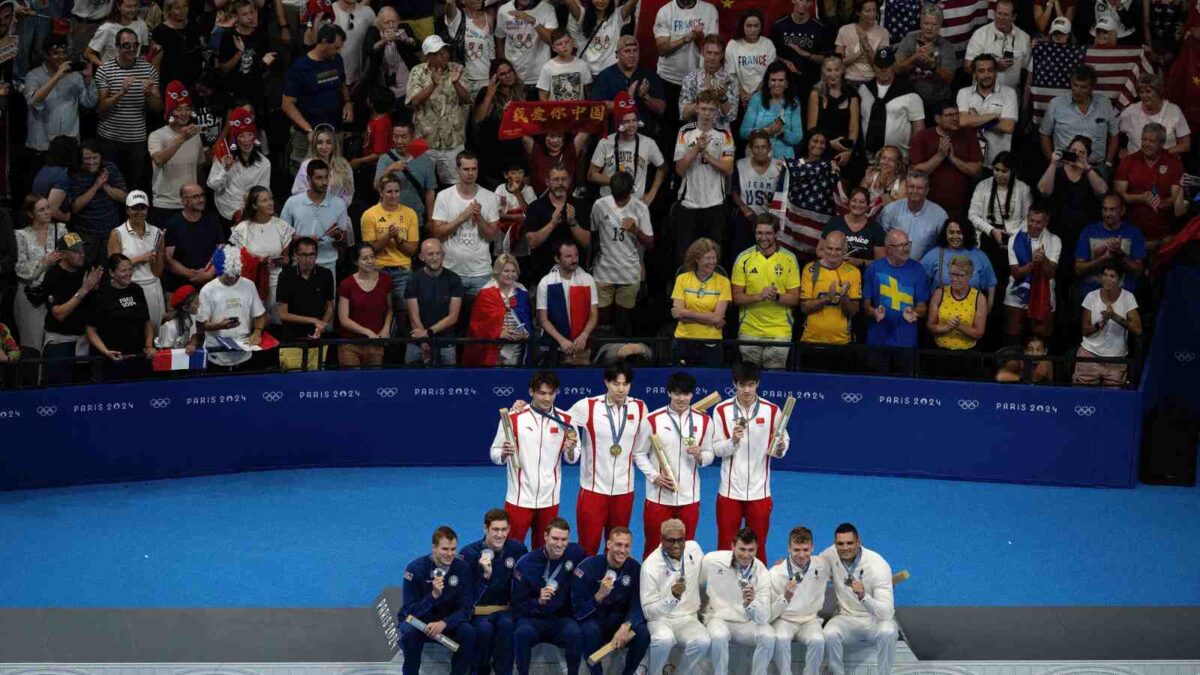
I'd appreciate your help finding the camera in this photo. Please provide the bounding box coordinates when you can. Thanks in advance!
[68,60,88,72]
[1003,50,1014,60]
[1062,149,1081,164]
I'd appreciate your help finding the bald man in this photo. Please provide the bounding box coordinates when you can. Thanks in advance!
[862,229,928,373]
[163,182,222,291]
[405,238,465,365]
[799,231,862,370]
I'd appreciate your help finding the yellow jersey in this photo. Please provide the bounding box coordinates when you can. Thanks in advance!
[731,246,801,339]
[934,286,980,350]
[672,271,733,340]
[799,261,862,345]
[360,203,419,269]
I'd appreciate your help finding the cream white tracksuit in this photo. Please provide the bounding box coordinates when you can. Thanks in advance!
[489,406,577,508]
[819,545,899,675]
[699,550,774,675]
[769,554,833,675]
[640,541,709,674]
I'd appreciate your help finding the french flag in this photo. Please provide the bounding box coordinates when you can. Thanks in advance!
[152,348,207,371]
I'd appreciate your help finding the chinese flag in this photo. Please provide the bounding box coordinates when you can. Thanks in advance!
[1166,33,1200,133]
[635,0,795,71]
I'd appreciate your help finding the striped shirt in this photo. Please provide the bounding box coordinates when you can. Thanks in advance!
[589,195,652,286]
[95,58,159,143]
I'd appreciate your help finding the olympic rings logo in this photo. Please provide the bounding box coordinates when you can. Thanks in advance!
[36,406,57,417]
[841,393,863,404]
[149,398,171,409]
[1175,351,1196,363]
[957,399,979,411]
[262,391,284,403]
[1074,405,1096,417]
[494,387,515,397]
[377,387,398,398]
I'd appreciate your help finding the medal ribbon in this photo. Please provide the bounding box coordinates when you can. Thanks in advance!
[666,408,695,446]
[606,401,628,451]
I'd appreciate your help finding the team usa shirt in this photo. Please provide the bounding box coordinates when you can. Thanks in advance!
[459,537,529,607]
[571,554,646,628]
[400,554,474,629]
[512,543,589,618]
[640,406,715,506]
[568,396,650,496]
[712,397,790,500]
[491,406,577,508]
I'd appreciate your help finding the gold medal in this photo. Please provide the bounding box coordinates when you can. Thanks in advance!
[610,444,623,457]
[685,436,696,447]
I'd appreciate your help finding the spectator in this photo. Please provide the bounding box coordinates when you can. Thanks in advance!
[85,0,147,68]
[407,35,470,186]
[1032,0,1072,34]
[771,0,831,98]
[863,229,928,373]
[472,58,530,187]
[739,61,804,159]
[1114,122,1182,252]
[591,36,666,128]
[69,140,129,266]
[523,131,578,195]
[494,160,537,261]
[430,151,500,299]
[858,47,924,158]
[495,0,558,89]
[14,195,69,358]
[69,0,113,59]
[835,0,889,86]
[878,170,947,261]
[732,131,785,254]
[1039,64,1118,173]
[95,27,161,192]
[1074,262,1142,387]
[86,253,155,380]
[732,214,801,369]
[1004,205,1061,343]
[281,159,351,280]
[522,162,590,285]
[363,91,400,171]
[1118,72,1190,157]
[441,0,492,96]
[107,190,166,329]
[362,7,419,105]
[337,242,393,367]
[230,186,297,323]
[673,89,735,265]
[956,54,1018,169]
[196,245,268,370]
[654,0,720,132]
[464,253,532,366]
[215,0,276,115]
[799,230,862,368]
[1082,8,1138,46]
[805,56,858,168]
[24,36,98,157]
[0,210,11,331]
[31,136,78,224]
[1035,135,1107,259]
[919,219,997,307]
[332,0,376,91]
[535,240,598,366]
[277,237,335,371]
[1146,0,1185,67]
[375,119,437,227]
[590,171,653,336]
[0,322,18,369]
[362,173,420,323]
[823,186,886,268]
[405,238,464,365]
[589,93,666,204]
[148,81,204,225]
[294,125,357,205]
[207,107,272,227]
[155,284,200,351]
[537,28,593,117]
[1074,192,1146,296]
[725,8,776,108]
[163,183,222,292]
[964,0,1030,90]
[565,0,635,78]
[151,0,203,91]
[926,256,988,360]
[858,145,906,216]
[894,5,955,107]
[968,151,1034,249]
[679,36,737,129]
[671,237,731,366]
[282,25,351,171]
[41,233,104,384]
[780,131,843,256]
[996,334,1053,383]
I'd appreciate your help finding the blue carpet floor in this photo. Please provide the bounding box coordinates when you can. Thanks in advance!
[1,466,1197,608]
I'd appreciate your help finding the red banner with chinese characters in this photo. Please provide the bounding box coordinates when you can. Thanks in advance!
[498,100,610,140]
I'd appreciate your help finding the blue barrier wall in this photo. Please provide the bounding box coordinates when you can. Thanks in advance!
[0,368,1139,490]
[1141,266,1200,413]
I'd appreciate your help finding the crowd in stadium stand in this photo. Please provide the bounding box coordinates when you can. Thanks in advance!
[2,0,1196,387]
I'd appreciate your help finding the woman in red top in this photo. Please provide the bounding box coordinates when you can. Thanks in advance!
[337,243,394,367]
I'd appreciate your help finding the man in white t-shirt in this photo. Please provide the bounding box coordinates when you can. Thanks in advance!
[334,0,376,88]
[429,151,501,298]
[590,171,653,336]
[672,89,734,264]
[495,0,558,87]
[589,93,667,204]
[536,240,598,366]
[147,81,204,224]
[196,245,267,369]
[957,54,1018,168]
[653,0,719,148]
[963,0,1030,91]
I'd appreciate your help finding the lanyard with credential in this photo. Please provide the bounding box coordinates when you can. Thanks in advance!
[606,401,629,456]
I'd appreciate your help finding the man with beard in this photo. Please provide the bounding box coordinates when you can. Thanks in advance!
[281,159,351,281]
[522,163,591,285]
[956,54,1018,169]
[640,518,709,675]
[572,527,650,675]
[148,81,204,225]
[819,523,898,675]
[909,100,982,220]
[163,183,221,293]
[592,36,667,132]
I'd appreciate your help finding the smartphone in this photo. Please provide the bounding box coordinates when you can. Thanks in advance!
[69,60,88,72]
[1003,50,1014,60]
[227,316,241,327]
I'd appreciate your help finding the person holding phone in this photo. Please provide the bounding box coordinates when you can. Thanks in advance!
[24,35,98,158]
[197,245,268,370]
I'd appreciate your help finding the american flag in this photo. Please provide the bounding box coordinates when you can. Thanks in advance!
[1030,42,1154,125]
[939,0,992,56]
[769,159,840,260]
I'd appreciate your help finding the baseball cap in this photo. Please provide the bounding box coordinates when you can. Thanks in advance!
[874,46,896,68]
[1094,16,1117,32]
[126,190,150,208]
[421,35,449,56]
[1050,16,1071,34]
[56,232,85,252]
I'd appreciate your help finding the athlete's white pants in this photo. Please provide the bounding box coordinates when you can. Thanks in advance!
[822,614,899,675]
[772,616,825,675]
[705,617,772,675]
[646,616,709,675]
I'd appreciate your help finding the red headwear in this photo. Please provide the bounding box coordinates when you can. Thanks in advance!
[227,106,258,145]
[613,91,638,136]
[170,284,197,309]
[302,0,334,26]
[164,81,192,122]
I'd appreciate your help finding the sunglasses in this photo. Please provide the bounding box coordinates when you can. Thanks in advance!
[119,42,139,49]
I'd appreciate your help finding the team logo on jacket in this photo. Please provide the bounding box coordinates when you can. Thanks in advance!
[403,571,414,581]
[506,557,516,568]
[575,568,585,578]
[449,575,459,587]
[621,575,631,586]
[565,561,575,571]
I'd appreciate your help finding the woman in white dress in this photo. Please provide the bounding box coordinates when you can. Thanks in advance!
[14,195,69,357]
[230,186,297,324]
[107,190,167,330]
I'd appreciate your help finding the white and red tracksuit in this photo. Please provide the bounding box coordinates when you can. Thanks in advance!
[636,405,715,557]
[489,405,577,549]
[711,397,790,563]
[566,395,650,554]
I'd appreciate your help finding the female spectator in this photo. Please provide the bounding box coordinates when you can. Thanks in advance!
[364,6,420,106]
[0,322,18,369]
[725,8,776,108]
[1036,135,1107,257]
[85,0,148,68]
[968,151,1034,248]
[523,131,577,195]
[155,284,200,352]
[996,334,1054,383]
[494,160,537,256]
[926,255,988,362]
[1074,262,1142,387]
[207,108,271,228]
[230,186,296,324]
[14,195,68,358]
[464,253,531,366]
[86,253,154,380]
[920,219,996,308]
[670,237,731,367]
[858,145,906,216]
[807,56,859,169]
[739,62,803,159]
[107,190,166,328]
[823,186,885,267]
[1003,205,1061,344]
[32,135,79,224]
[444,0,494,96]
[781,132,842,229]
[1118,73,1190,157]
[473,58,527,187]
[292,125,355,206]
[835,0,889,85]
[337,242,394,367]
[566,0,636,77]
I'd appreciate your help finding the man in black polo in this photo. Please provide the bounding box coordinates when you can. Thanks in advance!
[164,183,223,292]
[520,163,590,287]
[276,237,335,371]
[404,238,464,365]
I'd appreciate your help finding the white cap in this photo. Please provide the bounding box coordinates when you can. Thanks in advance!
[421,34,449,56]
[1050,16,1071,34]
[1094,16,1117,32]
[125,190,150,207]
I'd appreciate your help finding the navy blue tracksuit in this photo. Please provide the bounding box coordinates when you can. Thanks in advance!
[511,543,588,675]
[571,554,651,675]
[399,554,477,675]
[460,538,528,675]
